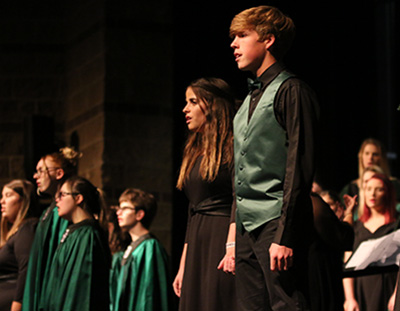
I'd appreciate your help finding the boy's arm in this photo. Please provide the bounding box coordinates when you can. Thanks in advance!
[272,78,319,248]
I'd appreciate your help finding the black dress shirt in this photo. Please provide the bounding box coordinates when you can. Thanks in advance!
[246,62,320,248]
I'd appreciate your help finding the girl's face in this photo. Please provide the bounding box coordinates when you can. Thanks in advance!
[34,157,60,195]
[183,87,207,132]
[55,183,77,220]
[362,144,381,169]
[365,178,386,210]
[361,171,376,190]
[0,186,22,223]
[116,200,138,230]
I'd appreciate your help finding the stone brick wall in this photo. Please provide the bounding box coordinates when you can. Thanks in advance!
[0,3,65,185]
[63,1,106,187]
[0,1,174,253]
[102,1,174,250]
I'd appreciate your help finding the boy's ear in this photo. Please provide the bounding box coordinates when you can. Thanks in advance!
[136,209,145,222]
[264,34,275,50]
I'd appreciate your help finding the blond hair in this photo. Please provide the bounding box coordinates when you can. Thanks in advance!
[0,180,36,247]
[43,147,82,177]
[357,138,391,179]
[230,6,295,60]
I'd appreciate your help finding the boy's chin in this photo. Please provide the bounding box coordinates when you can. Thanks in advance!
[119,224,132,231]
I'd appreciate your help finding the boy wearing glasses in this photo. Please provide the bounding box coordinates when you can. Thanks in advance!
[109,188,172,311]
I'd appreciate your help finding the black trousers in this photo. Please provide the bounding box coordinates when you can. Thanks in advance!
[236,219,310,311]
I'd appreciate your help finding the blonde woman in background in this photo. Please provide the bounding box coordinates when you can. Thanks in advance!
[340,138,400,209]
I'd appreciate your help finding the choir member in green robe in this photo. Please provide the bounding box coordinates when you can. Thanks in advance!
[41,176,111,311]
[22,147,81,311]
[110,188,172,311]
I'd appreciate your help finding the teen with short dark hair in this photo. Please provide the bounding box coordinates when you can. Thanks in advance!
[110,188,172,311]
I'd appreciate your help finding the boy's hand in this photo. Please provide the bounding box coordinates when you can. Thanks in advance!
[269,243,293,271]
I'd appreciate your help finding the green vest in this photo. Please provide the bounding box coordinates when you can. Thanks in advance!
[234,71,292,232]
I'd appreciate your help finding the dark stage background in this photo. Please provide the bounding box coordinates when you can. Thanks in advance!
[171,0,400,270]
[173,0,400,188]
[0,0,398,292]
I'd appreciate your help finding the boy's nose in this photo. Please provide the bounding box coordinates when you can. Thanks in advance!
[230,37,238,48]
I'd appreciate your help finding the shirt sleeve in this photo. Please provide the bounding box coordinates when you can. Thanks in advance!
[311,193,354,251]
[230,166,236,224]
[13,219,38,302]
[272,78,320,248]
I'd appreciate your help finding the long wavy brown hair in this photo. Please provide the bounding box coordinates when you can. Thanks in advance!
[177,77,235,190]
[0,180,37,247]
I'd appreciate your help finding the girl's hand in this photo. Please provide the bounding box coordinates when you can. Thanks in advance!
[217,246,235,274]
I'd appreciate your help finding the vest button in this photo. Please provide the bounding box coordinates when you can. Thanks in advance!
[239,166,244,171]
[238,180,242,185]
[237,196,242,201]
[241,151,245,156]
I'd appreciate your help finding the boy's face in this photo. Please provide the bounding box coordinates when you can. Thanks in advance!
[116,200,139,230]
[230,29,272,76]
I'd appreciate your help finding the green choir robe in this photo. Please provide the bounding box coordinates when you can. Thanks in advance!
[22,202,69,311]
[41,218,111,311]
[109,234,172,311]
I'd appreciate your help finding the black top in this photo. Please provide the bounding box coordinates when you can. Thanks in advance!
[352,220,398,311]
[311,193,354,252]
[246,62,319,247]
[0,218,38,302]
[180,156,237,311]
[184,157,234,242]
[308,193,354,311]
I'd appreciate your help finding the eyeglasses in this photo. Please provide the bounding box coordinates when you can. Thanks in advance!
[55,191,79,200]
[33,167,60,177]
[116,206,136,212]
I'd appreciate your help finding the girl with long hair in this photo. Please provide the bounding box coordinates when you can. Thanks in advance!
[0,180,38,311]
[172,77,237,311]
[343,173,398,311]
[340,138,400,206]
